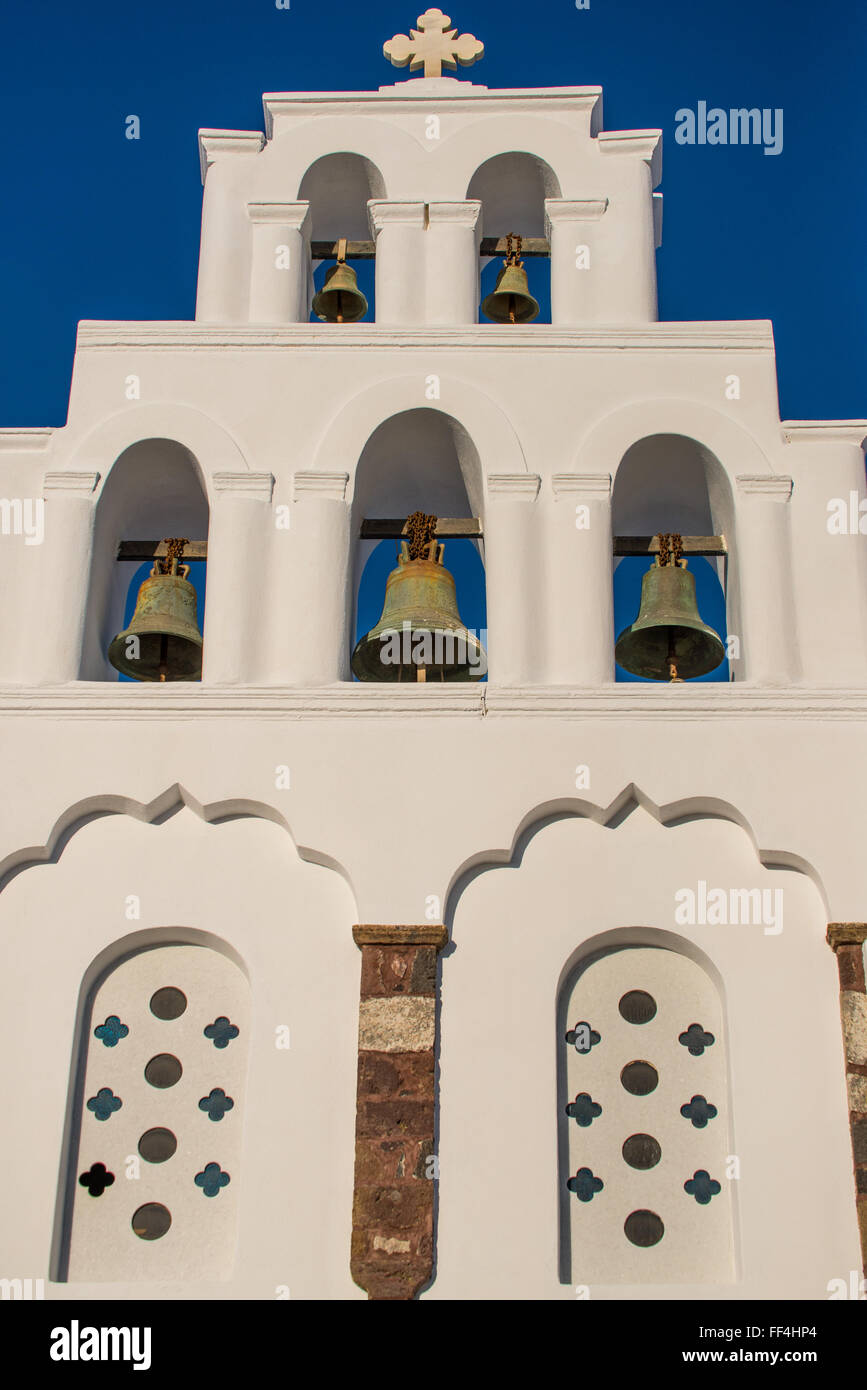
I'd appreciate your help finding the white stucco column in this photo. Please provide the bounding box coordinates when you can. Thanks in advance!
[202,472,274,685]
[196,133,265,322]
[367,201,426,325]
[579,135,660,322]
[484,474,541,685]
[246,203,312,323]
[545,200,610,325]
[734,475,797,684]
[547,474,614,684]
[425,201,482,324]
[32,472,100,683]
[284,472,352,684]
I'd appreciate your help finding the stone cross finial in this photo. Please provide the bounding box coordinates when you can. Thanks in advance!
[383,8,484,79]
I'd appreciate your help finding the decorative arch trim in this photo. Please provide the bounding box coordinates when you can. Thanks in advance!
[0,782,354,899]
[66,404,253,504]
[444,782,826,919]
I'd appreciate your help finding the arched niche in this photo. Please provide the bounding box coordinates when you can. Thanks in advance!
[299,152,385,323]
[467,153,560,323]
[349,408,486,678]
[80,439,209,681]
[611,434,735,682]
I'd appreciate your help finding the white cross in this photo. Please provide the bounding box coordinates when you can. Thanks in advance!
[383,8,484,79]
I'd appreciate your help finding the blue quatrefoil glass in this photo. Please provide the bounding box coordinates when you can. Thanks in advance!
[203,1017,239,1049]
[678,1023,715,1056]
[684,1169,721,1205]
[565,1092,602,1127]
[87,1087,123,1122]
[680,1094,718,1128]
[94,1015,129,1048]
[195,1162,231,1198]
[198,1088,235,1122]
[567,1167,604,1202]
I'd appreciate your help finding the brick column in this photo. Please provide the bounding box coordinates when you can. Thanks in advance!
[350,924,447,1300]
[827,923,867,1274]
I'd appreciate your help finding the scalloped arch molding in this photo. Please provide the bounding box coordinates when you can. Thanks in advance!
[0,782,825,916]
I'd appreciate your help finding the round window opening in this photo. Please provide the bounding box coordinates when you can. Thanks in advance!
[618,990,657,1025]
[622,1133,662,1170]
[149,987,187,1021]
[620,1060,658,1096]
[144,1054,183,1089]
[624,1209,664,1247]
[132,1203,172,1241]
[138,1127,178,1164]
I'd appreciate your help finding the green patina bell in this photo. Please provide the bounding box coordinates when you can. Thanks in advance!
[351,543,486,683]
[481,235,540,324]
[108,558,203,682]
[615,558,725,682]
[312,238,368,323]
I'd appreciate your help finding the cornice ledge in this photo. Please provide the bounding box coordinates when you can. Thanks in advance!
[74,321,775,351]
[827,923,867,949]
[552,473,612,499]
[43,470,100,494]
[198,129,266,184]
[353,924,449,949]
[246,202,311,230]
[0,428,54,452]
[598,129,662,186]
[487,473,541,500]
[368,200,427,233]
[293,470,350,501]
[782,421,867,447]
[212,471,274,501]
[736,474,793,500]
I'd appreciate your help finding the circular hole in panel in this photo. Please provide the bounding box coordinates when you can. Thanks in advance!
[618,990,657,1024]
[138,1127,178,1164]
[620,1060,658,1096]
[131,1203,172,1241]
[622,1133,662,1170]
[624,1209,664,1247]
[144,1054,183,1089]
[149,987,187,1021]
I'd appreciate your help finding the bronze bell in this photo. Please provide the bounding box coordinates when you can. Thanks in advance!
[351,541,486,682]
[108,552,203,682]
[481,234,540,324]
[312,238,368,323]
[615,544,725,682]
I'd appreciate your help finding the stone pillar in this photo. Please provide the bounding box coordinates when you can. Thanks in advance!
[547,474,614,684]
[195,134,264,322]
[367,201,426,325]
[246,203,311,323]
[32,472,100,682]
[282,472,351,683]
[545,199,610,325]
[350,924,448,1301]
[827,924,867,1275]
[483,474,541,685]
[735,476,797,684]
[201,472,274,685]
[425,202,482,324]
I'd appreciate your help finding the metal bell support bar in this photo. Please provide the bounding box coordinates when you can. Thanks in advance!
[311,237,368,323]
[108,538,203,683]
[614,532,726,682]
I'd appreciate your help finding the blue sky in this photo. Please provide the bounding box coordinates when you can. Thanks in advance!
[3,0,863,679]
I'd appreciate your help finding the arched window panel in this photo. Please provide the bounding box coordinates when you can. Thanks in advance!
[58,943,249,1282]
[611,433,734,683]
[299,153,384,324]
[560,946,735,1285]
[80,439,209,681]
[468,153,558,325]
